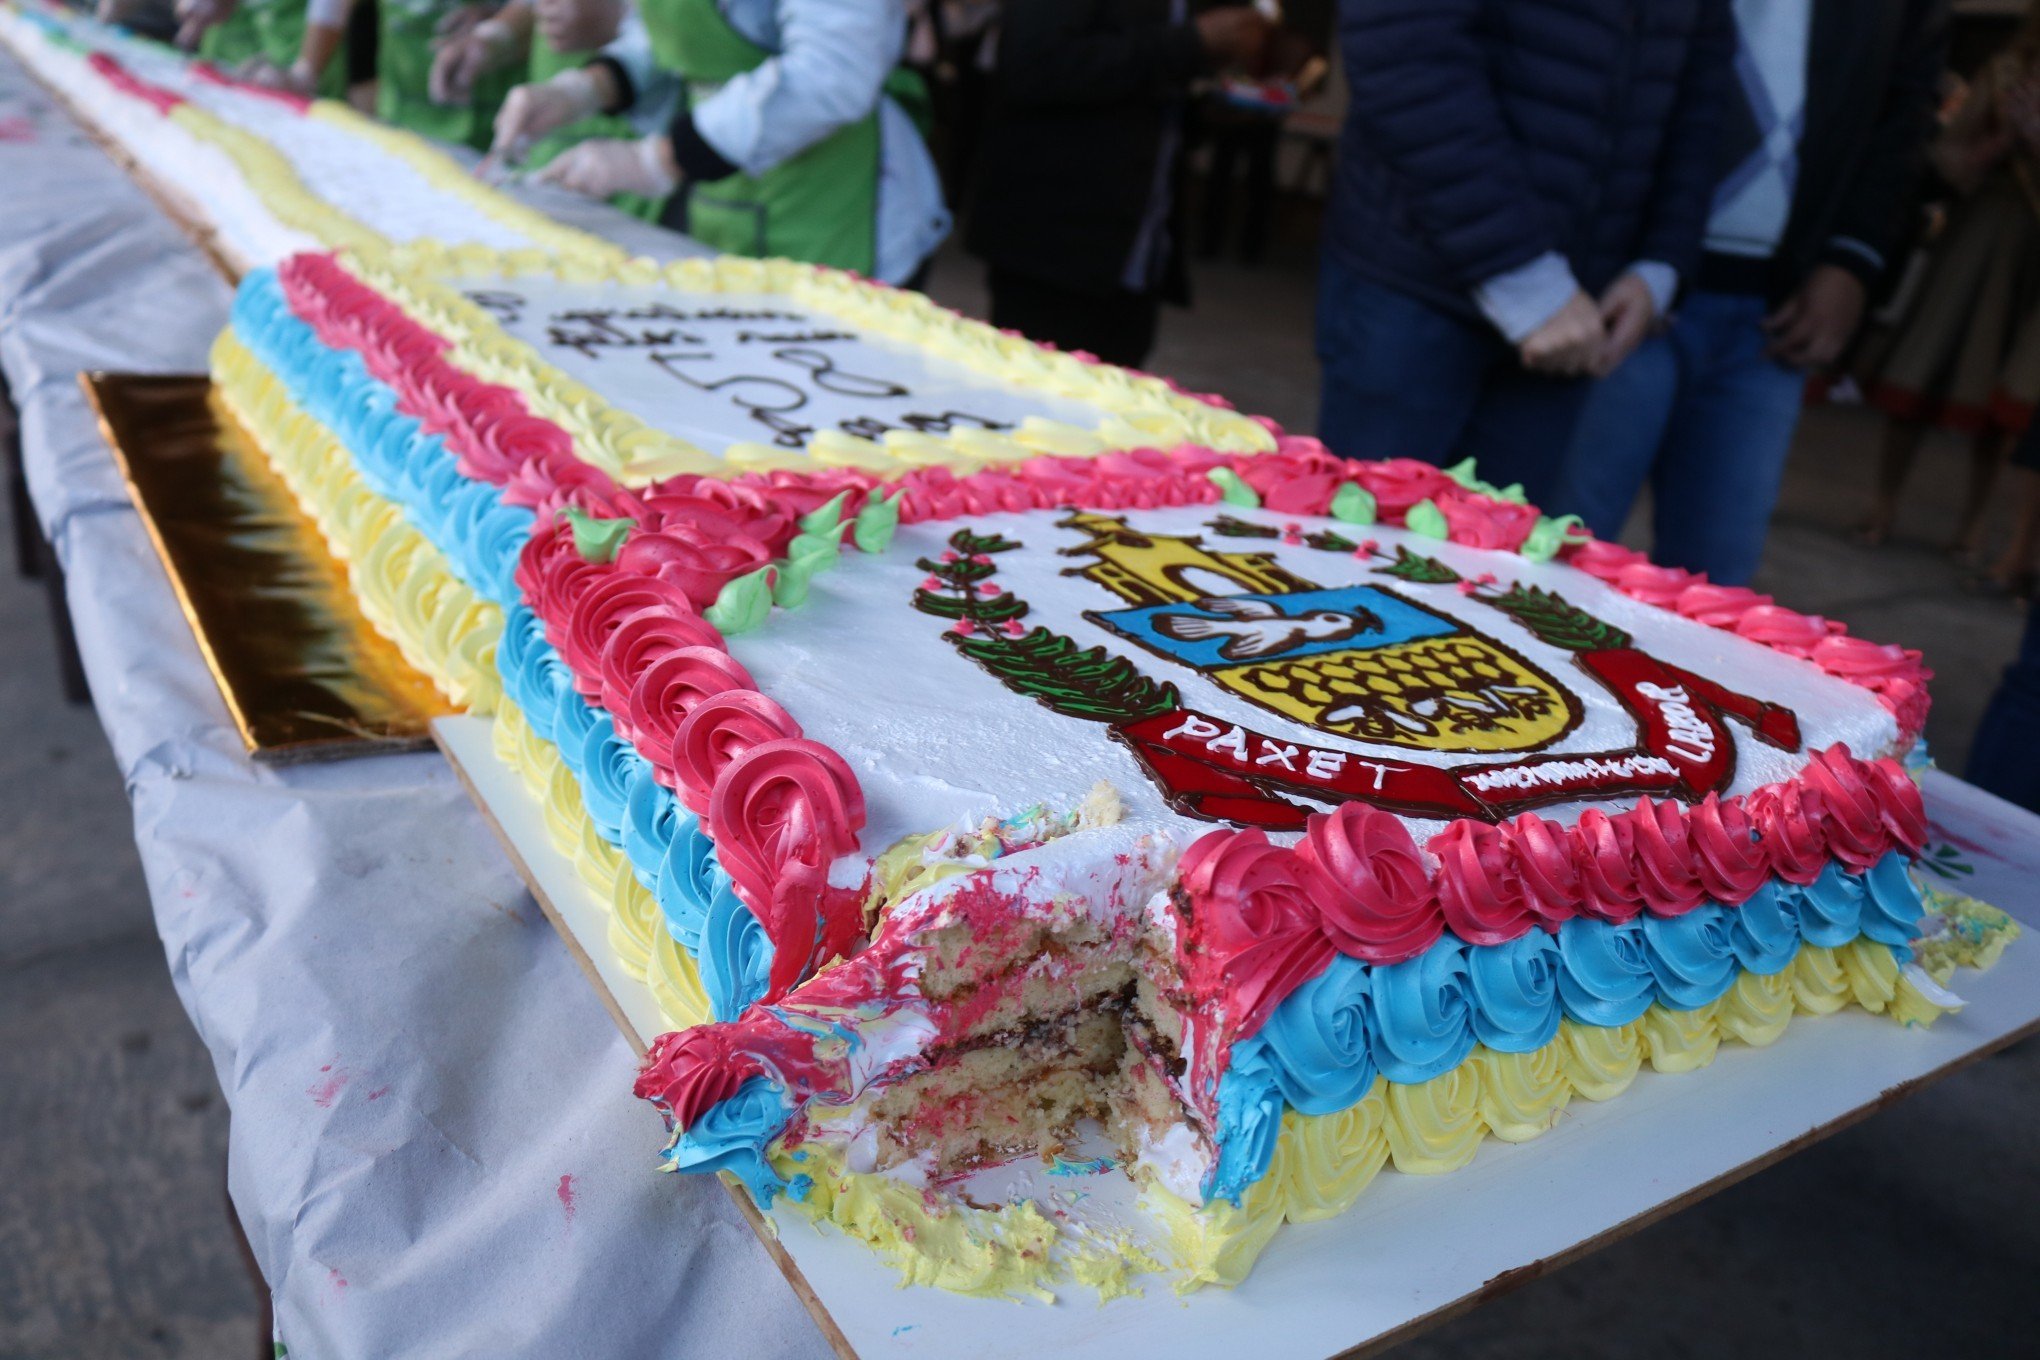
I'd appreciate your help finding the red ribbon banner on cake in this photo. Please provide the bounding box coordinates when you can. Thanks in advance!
[1110,647,1804,830]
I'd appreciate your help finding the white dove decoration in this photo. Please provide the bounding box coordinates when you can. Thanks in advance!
[1154,596,1382,661]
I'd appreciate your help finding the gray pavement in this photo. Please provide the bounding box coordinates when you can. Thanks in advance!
[2,238,2033,1359]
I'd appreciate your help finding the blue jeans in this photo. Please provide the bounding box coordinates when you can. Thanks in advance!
[1547,290,1807,585]
[1967,602,2040,814]
[1315,255,1590,505]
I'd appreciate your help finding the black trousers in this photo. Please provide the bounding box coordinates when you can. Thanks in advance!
[986,267,1160,369]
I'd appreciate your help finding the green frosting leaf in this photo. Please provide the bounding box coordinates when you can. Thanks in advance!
[1405,498,1449,539]
[704,566,776,635]
[1206,467,1259,507]
[788,525,848,568]
[798,490,853,535]
[1519,513,1587,563]
[852,491,903,553]
[562,506,632,564]
[1441,458,1525,503]
[1329,482,1377,525]
[772,553,825,608]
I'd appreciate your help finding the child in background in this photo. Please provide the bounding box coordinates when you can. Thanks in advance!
[1855,7,2040,569]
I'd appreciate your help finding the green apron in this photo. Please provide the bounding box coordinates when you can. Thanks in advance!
[199,2,344,99]
[641,0,913,271]
[519,34,665,223]
[376,0,516,150]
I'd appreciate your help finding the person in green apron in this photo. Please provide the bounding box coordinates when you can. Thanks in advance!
[173,0,346,98]
[517,0,948,282]
[212,0,511,150]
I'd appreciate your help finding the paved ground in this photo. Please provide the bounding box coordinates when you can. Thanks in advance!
[2,234,2033,1359]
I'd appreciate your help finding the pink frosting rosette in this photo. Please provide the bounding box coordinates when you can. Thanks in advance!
[1808,636,1932,734]
[644,482,796,556]
[626,646,759,776]
[671,691,805,816]
[516,516,607,631]
[1685,793,1769,905]
[1628,797,1708,914]
[1572,807,1645,922]
[615,522,776,610]
[1860,755,1929,855]
[1434,484,1542,552]
[1731,605,1841,656]
[1174,829,1339,1044]
[1427,820,1542,944]
[1798,746,1896,872]
[597,610,725,730]
[1509,811,1585,920]
[1292,803,1444,963]
[457,404,576,485]
[1671,582,1773,629]
[563,573,697,688]
[1746,779,1830,885]
[635,1025,771,1131]
[706,738,868,999]
[1248,462,1339,514]
[1609,561,1699,609]
[1350,458,1455,520]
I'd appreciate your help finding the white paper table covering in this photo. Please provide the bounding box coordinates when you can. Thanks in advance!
[1,46,828,1358]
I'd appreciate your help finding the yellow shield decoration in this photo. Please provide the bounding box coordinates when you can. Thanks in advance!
[1065,513,1582,756]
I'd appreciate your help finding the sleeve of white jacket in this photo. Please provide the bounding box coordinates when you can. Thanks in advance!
[687,0,905,178]
[305,0,351,31]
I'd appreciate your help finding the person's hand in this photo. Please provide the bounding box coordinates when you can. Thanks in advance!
[1519,290,1608,376]
[490,67,609,161]
[1763,264,1866,369]
[1195,7,1271,70]
[240,55,319,96]
[536,0,625,56]
[532,134,679,200]
[172,0,235,51]
[429,17,522,106]
[1591,271,1660,377]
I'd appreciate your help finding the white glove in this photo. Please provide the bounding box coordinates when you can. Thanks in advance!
[238,55,319,96]
[533,134,678,200]
[429,16,523,106]
[490,66,607,160]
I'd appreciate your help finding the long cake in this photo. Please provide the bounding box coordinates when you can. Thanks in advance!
[203,238,2018,1300]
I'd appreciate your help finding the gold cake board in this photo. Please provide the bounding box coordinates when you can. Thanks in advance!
[85,373,452,761]
[434,714,2040,1360]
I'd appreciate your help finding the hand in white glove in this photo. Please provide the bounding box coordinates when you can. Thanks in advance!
[533,134,679,200]
[238,55,319,96]
[489,66,607,161]
[172,0,236,51]
[429,17,524,106]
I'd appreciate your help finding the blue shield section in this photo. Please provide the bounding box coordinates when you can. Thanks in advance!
[1089,585,1459,671]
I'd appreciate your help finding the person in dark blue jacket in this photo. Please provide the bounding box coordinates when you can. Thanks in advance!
[1315,0,1733,501]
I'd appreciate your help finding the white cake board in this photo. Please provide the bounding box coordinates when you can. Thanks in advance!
[434,715,2040,1360]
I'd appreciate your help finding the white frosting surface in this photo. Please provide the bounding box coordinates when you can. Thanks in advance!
[0,9,540,263]
[456,272,1119,457]
[729,503,1900,874]
[0,9,316,267]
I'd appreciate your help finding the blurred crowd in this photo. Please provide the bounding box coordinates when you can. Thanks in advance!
[68,0,2040,809]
